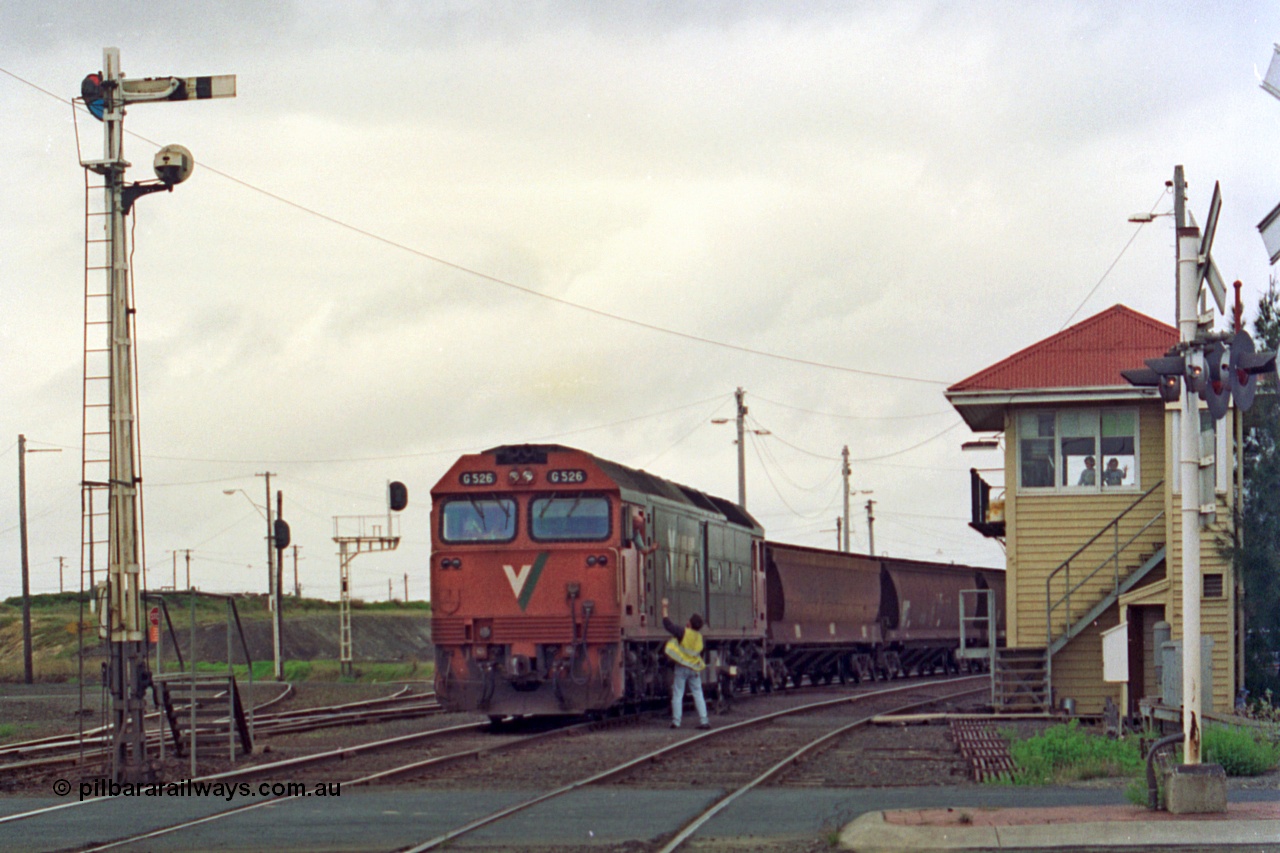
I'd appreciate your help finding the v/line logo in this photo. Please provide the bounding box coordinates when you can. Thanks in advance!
[502,552,549,611]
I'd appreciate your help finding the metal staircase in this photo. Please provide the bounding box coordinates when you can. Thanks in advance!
[155,672,253,763]
[1041,480,1166,710]
[993,647,1050,712]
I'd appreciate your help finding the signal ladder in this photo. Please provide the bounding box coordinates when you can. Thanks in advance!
[80,171,150,608]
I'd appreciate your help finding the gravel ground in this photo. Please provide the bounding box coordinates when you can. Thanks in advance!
[3,680,1277,796]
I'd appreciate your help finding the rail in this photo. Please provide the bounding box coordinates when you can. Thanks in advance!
[1045,479,1164,652]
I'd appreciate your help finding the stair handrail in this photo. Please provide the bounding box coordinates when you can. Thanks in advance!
[1045,479,1165,652]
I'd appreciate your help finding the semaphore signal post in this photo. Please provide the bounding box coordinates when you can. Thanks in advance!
[77,47,234,784]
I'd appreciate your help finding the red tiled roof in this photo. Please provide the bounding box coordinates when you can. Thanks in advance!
[948,305,1177,393]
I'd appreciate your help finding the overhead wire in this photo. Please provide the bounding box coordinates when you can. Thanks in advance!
[750,393,953,421]
[641,395,733,470]
[0,64,951,385]
[1059,186,1171,330]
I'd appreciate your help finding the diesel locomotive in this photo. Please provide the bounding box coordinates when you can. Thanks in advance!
[429,444,1002,717]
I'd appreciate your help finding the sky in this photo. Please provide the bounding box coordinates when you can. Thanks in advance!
[2,1,1280,603]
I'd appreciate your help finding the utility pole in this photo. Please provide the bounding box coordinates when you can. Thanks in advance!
[711,388,767,509]
[292,545,302,598]
[255,472,283,680]
[866,499,877,557]
[18,435,61,684]
[404,572,409,603]
[56,557,66,594]
[841,446,851,553]
[18,435,33,685]
[734,387,746,507]
[183,549,191,590]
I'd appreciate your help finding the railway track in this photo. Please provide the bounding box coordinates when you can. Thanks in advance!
[0,684,439,778]
[2,674,988,852]
[401,675,988,851]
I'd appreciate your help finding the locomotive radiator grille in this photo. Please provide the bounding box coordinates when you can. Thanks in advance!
[432,615,621,645]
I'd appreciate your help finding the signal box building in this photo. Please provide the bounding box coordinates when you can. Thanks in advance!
[946,305,1238,717]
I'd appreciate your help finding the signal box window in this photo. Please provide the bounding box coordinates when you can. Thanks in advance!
[1017,408,1139,492]
[1018,413,1055,488]
[1060,410,1098,487]
[1100,411,1136,488]
[530,495,611,541]
[442,498,517,543]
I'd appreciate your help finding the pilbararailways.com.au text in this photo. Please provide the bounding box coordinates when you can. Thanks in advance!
[65,778,341,802]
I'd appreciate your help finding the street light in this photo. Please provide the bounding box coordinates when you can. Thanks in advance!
[223,489,266,519]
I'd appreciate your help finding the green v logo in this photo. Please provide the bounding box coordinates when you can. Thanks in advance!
[503,552,548,611]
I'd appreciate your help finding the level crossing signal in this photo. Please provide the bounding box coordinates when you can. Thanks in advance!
[1136,331,1276,417]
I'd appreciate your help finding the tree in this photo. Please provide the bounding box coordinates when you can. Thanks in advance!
[1238,277,1280,700]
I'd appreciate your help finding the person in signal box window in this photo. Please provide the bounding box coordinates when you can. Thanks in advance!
[661,597,709,730]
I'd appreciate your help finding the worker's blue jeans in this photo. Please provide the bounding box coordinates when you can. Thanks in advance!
[671,666,708,727]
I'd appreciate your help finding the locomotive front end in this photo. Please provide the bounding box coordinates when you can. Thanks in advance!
[430,445,625,717]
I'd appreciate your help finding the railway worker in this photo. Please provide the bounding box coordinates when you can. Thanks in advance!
[661,597,709,730]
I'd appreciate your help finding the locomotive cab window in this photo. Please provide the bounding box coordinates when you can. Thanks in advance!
[530,494,612,541]
[441,497,517,543]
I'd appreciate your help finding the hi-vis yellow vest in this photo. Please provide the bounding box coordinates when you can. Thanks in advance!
[664,628,705,672]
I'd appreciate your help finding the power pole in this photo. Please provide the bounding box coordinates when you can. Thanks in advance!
[256,472,282,680]
[866,499,877,557]
[404,572,409,603]
[77,47,234,783]
[18,434,33,685]
[712,388,767,509]
[18,435,61,684]
[56,557,66,594]
[734,387,746,507]
[841,446,851,553]
[183,549,191,590]
[292,545,302,597]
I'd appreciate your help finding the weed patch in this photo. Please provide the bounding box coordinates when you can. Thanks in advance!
[1003,720,1143,785]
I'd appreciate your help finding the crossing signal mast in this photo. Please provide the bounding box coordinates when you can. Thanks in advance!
[1125,168,1276,778]
[76,47,234,784]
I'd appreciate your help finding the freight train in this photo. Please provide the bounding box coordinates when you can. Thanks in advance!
[429,444,1003,718]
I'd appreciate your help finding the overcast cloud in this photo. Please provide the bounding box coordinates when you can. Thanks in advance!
[3,2,1279,602]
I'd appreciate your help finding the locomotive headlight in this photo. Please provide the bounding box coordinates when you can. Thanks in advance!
[478,625,492,640]
[521,469,535,483]
[587,555,598,567]
[509,470,520,484]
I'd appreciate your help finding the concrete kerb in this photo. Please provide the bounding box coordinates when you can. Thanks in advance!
[839,807,1280,852]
